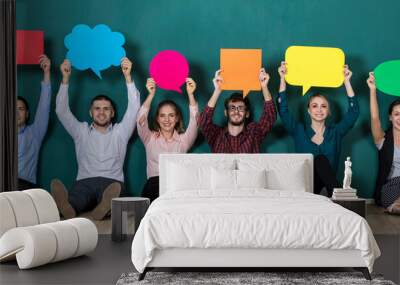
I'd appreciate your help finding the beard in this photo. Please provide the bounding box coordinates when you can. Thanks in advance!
[228,116,245,126]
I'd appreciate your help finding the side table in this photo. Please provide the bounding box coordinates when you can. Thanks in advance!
[332,198,366,218]
[111,197,150,242]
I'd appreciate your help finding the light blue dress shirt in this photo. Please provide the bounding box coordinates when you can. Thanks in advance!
[55,82,140,182]
[18,82,52,184]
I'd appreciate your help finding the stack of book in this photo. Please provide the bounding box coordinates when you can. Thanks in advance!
[332,188,358,200]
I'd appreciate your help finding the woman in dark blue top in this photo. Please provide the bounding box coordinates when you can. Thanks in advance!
[277,62,360,197]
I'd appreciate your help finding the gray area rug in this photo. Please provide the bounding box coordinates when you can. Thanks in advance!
[116,272,396,285]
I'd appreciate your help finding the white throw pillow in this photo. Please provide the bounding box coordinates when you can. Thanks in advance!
[166,160,236,192]
[266,164,306,191]
[237,159,308,191]
[167,162,210,191]
[236,169,267,189]
[211,168,237,190]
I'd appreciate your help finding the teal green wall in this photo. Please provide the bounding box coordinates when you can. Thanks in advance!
[16,0,400,197]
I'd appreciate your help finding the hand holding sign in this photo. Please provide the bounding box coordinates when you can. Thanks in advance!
[213,70,223,92]
[149,50,189,93]
[259,68,270,89]
[146,78,157,96]
[343,64,352,82]
[120,57,133,83]
[64,24,126,79]
[367,72,377,90]
[220,49,262,97]
[185,78,197,95]
[39,55,51,73]
[285,46,345,95]
[374,60,400,97]
[278,61,287,79]
[60,59,72,84]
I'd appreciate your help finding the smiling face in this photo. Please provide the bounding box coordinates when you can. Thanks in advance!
[390,104,400,131]
[225,100,249,126]
[17,99,29,127]
[90,99,114,128]
[307,95,330,123]
[156,104,179,133]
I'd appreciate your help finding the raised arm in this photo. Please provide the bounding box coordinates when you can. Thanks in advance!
[251,68,276,138]
[198,70,223,145]
[207,70,223,108]
[55,59,83,140]
[116,57,141,142]
[180,78,199,151]
[343,65,355,98]
[336,66,360,136]
[276,61,298,134]
[136,78,156,145]
[259,68,273,102]
[368,72,385,145]
[31,55,52,142]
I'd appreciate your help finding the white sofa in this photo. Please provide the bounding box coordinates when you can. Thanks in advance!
[0,189,98,269]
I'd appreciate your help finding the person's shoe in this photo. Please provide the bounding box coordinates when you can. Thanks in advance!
[91,182,121,220]
[50,179,76,219]
[387,198,400,215]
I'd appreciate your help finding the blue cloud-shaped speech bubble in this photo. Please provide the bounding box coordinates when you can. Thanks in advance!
[64,24,126,79]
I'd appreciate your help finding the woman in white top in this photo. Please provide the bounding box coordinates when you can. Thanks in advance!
[368,72,400,214]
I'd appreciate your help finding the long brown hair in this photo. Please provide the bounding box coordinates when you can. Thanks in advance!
[152,100,184,134]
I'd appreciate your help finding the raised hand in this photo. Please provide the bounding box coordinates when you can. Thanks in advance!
[146,78,156,96]
[39,54,51,83]
[278,61,287,92]
[213,69,223,92]
[186,77,196,95]
[259,68,270,88]
[278,61,287,79]
[60,59,71,84]
[39,54,51,73]
[367,72,376,90]
[121,57,133,83]
[344,65,352,82]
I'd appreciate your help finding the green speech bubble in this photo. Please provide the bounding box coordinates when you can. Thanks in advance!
[374,60,400,97]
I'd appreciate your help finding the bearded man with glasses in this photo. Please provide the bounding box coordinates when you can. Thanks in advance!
[199,68,276,153]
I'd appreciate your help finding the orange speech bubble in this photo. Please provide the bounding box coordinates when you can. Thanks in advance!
[220,49,262,97]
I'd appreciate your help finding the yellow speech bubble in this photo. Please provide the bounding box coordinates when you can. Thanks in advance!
[220,49,262,97]
[285,46,345,95]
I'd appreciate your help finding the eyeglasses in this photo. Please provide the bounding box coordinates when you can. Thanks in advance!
[228,105,246,113]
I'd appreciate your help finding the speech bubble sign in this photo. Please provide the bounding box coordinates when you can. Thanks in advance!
[285,46,345,96]
[149,50,189,93]
[374,60,400,97]
[220,49,262,97]
[64,24,126,79]
[17,30,44,65]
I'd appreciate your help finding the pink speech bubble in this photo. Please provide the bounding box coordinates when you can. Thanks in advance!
[149,50,189,93]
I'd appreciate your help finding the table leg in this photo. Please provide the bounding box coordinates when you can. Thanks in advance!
[111,200,123,242]
[133,201,150,234]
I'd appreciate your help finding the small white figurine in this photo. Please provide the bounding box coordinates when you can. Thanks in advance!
[343,157,352,189]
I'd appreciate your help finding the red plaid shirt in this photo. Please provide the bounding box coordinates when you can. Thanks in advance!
[198,100,276,153]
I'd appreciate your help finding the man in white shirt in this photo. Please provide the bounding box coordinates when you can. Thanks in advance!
[51,57,140,220]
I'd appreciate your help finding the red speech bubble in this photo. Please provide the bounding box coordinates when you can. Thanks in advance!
[17,30,44,65]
